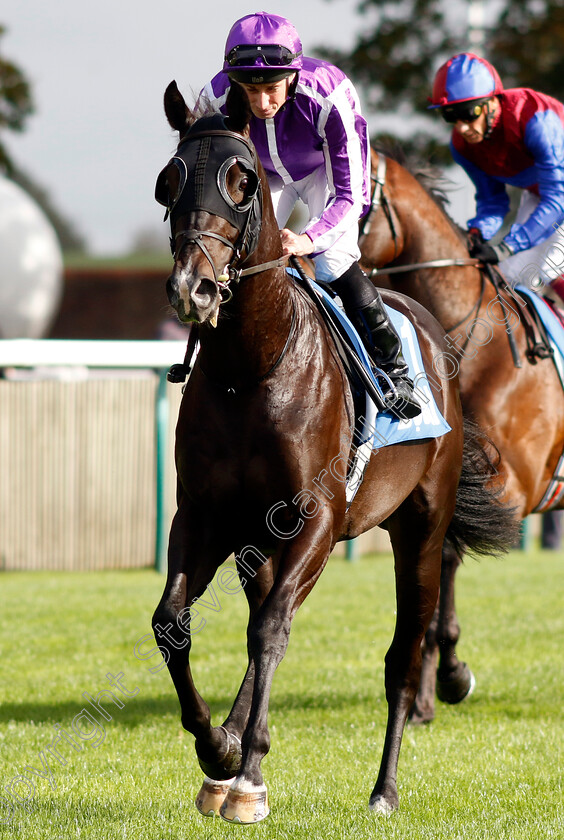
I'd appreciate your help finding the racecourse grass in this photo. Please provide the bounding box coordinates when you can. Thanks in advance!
[1,545,563,839]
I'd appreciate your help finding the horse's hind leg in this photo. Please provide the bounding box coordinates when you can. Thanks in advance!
[369,508,442,814]
[435,543,475,705]
[409,542,474,723]
[408,601,440,725]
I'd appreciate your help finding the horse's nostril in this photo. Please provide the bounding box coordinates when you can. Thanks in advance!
[166,271,218,322]
[166,276,178,305]
[190,277,217,307]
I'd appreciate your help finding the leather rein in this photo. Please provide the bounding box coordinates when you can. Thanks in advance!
[359,154,481,277]
[358,153,552,365]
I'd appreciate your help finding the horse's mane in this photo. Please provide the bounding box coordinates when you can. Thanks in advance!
[373,141,467,244]
[193,83,253,134]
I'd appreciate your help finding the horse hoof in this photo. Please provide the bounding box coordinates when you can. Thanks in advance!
[195,776,234,818]
[368,793,397,816]
[408,702,435,726]
[197,728,242,780]
[436,663,476,704]
[220,783,270,824]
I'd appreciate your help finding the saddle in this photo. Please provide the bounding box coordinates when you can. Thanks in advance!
[486,265,554,366]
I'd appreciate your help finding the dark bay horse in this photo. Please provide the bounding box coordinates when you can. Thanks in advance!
[359,147,564,723]
[151,82,517,823]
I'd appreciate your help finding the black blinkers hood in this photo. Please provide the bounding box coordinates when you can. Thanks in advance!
[155,114,262,257]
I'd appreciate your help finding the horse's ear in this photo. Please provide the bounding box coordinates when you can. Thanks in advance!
[225,82,251,136]
[164,80,194,134]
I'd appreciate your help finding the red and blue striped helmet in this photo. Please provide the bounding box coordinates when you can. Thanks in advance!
[429,53,503,108]
[223,12,303,84]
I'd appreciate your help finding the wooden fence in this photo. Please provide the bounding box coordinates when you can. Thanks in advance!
[0,341,184,571]
[0,373,184,571]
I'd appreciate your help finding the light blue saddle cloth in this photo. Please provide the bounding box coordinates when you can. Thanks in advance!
[515,284,564,384]
[514,285,564,512]
[305,279,451,504]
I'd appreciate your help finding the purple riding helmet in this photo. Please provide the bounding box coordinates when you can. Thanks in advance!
[222,12,303,84]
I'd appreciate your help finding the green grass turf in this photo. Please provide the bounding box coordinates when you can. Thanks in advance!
[0,546,563,839]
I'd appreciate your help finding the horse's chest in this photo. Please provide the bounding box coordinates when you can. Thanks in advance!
[176,423,290,504]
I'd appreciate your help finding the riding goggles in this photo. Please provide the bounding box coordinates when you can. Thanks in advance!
[440,100,488,124]
[225,44,302,67]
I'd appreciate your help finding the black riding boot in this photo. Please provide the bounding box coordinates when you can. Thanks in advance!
[332,264,421,420]
[351,296,422,418]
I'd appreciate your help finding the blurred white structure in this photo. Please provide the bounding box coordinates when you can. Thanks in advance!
[468,0,486,54]
[0,176,63,338]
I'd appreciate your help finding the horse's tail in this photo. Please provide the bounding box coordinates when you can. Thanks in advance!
[445,417,521,557]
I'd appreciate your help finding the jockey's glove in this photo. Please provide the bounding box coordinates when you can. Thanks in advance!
[466,227,483,253]
[468,234,514,264]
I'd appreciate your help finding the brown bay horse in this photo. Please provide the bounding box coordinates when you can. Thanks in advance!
[359,146,564,723]
[151,82,517,823]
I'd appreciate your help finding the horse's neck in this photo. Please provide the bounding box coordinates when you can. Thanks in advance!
[199,177,296,385]
[199,260,294,387]
[397,195,483,326]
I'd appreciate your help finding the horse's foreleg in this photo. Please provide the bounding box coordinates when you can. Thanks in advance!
[219,516,335,824]
[195,556,276,819]
[369,515,442,815]
[435,543,475,705]
[221,558,275,737]
[152,503,240,789]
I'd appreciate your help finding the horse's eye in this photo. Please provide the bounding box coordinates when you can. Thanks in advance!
[217,160,257,211]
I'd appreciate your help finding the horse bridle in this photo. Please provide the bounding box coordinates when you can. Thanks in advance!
[359,155,400,259]
[162,120,295,384]
[172,226,289,304]
[163,124,289,303]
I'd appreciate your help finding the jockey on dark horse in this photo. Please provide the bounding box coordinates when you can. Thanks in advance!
[198,11,420,418]
[429,52,564,307]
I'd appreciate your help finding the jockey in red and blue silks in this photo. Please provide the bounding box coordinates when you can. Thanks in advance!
[198,11,420,417]
[430,52,564,300]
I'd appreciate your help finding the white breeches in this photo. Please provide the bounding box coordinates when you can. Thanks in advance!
[499,192,564,290]
[268,168,361,283]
